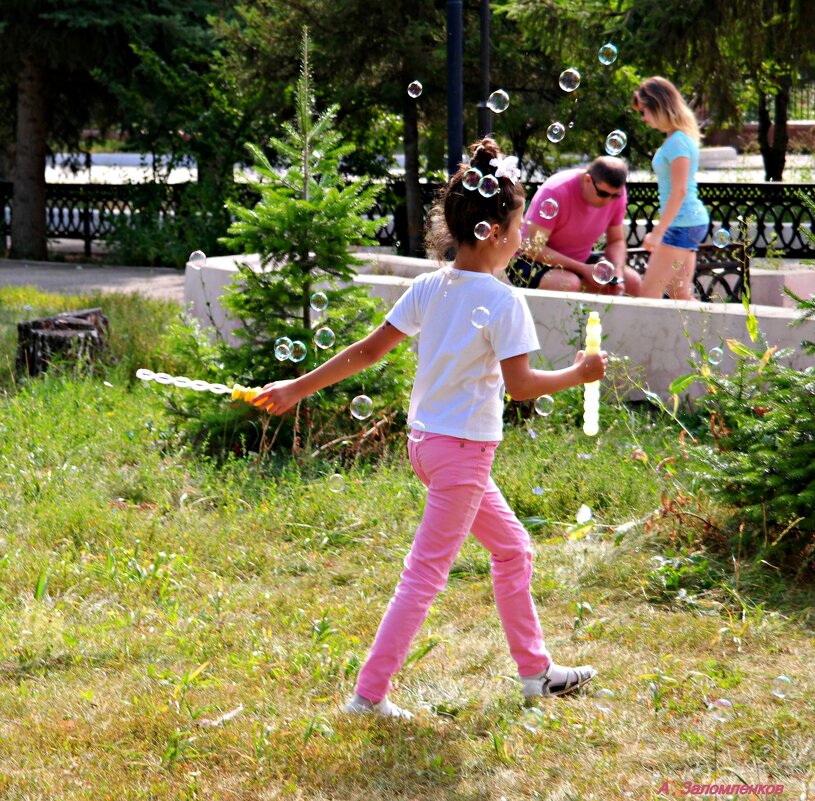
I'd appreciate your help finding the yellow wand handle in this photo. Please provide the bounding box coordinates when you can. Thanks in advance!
[582,312,602,437]
[231,384,263,403]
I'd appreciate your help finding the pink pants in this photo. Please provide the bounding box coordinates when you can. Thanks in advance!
[355,433,551,703]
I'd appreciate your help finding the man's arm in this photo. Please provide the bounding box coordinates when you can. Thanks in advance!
[603,223,628,275]
[526,221,594,281]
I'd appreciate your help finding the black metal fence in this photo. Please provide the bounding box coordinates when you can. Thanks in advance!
[2,179,814,260]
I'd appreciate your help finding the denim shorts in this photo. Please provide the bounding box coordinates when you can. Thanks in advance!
[661,224,708,251]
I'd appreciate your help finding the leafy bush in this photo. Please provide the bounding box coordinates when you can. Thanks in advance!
[679,292,815,574]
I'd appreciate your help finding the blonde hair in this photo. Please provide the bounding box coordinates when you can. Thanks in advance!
[633,77,701,143]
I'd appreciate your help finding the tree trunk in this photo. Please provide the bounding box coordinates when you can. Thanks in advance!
[10,53,48,260]
[757,76,790,182]
[402,94,424,257]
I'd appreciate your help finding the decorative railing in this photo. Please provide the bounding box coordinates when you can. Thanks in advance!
[2,180,813,260]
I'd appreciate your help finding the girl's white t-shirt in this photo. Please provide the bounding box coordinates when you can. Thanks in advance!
[386,267,539,441]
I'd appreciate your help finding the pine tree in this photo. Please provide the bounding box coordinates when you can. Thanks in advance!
[203,27,413,454]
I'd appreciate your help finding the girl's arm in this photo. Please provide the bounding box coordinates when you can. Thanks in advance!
[646,157,690,248]
[251,321,407,415]
[500,349,607,402]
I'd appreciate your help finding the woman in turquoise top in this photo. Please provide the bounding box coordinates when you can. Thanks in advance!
[633,77,710,299]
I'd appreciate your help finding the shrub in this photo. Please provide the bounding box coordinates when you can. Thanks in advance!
[166,30,415,458]
[678,290,815,574]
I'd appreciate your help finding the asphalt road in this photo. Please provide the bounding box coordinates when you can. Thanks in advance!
[0,258,185,303]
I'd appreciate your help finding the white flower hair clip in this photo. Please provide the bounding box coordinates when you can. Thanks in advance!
[489,155,520,185]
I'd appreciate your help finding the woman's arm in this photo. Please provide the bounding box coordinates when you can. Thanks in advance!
[500,349,607,402]
[251,321,408,414]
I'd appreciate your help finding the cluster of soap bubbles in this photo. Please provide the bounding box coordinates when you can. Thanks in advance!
[136,368,232,395]
[713,228,731,248]
[407,420,426,442]
[558,68,581,93]
[707,346,723,365]
[471,306,490,329]
[547,122,566,143]
[188,250,207,270]
[409,81,512,116]
[605,129,627,156]
[487,89,510,114]
[598,43,618,65]
[463,167,501,198]
[350,394,373,420]
[591,258,615,285]
[534,394,554,416]
[539,198,559,220]
[474,220,492,240]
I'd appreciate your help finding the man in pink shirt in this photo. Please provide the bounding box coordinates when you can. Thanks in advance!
[508,157,642,296]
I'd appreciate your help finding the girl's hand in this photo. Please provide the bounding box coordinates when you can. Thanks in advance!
[573,349,608,383]
[250,379,302,415]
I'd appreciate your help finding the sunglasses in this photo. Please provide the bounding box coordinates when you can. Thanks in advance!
[590,175,623,200]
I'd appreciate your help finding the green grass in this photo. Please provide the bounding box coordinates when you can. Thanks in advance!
[0,288,813,800]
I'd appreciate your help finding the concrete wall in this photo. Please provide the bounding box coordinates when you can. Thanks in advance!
[185,251,815,398]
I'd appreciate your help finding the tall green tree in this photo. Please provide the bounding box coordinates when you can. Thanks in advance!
[0,0,221,260]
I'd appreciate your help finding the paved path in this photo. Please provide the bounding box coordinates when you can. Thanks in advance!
[0,259,185,303]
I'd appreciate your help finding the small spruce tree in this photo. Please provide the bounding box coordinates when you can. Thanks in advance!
[209,27,413,455]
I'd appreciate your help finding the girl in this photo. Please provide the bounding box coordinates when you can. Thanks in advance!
[251,138,607,719]
[633,77,710,300]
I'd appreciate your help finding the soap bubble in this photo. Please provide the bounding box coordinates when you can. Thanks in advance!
[598,43,618,65]
[478,174,500,198]
[539,198,559,220]
[771,675,792,700]
[558,68,581,92]
[289,340,307,363]
[534,394,554,416]
[407,420,427,443]
[593,688,615,714]
[605,129,627,156]
[474,221,492,240]
[713,228,731,248]
[350,394,373,420]
[708,698,734,724]
[487,89,510,113]
[314,326,336,349]
[471,306,490,329]
[328,473,345,493]
[274,336,292,361]
[188,250,207,270]
[463,167,483,190]
[707,346,723,366]
[592,258,615,285]
[310,291,328,311]
[576,504,593,524]
[520,707,545,733]
[407,80,423,98]
[532,486,546,495]
[547,122,566,143]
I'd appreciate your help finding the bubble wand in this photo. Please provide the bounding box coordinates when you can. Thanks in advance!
[135,368,263,403]
[582,312,602,436]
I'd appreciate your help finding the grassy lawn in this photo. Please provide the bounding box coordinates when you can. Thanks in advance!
[0,288,812,800]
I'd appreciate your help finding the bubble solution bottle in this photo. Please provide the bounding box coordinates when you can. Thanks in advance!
[582,311,602,436]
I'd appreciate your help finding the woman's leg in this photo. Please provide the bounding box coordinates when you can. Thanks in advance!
[354,437,495,703]
[469,477,550,677]
[666,250,697,300]
[640,243,696,300]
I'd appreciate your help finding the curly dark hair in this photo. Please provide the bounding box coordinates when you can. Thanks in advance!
[425,137,526,259]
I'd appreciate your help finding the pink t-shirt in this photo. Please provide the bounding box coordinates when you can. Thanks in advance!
[522,168,627,262]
